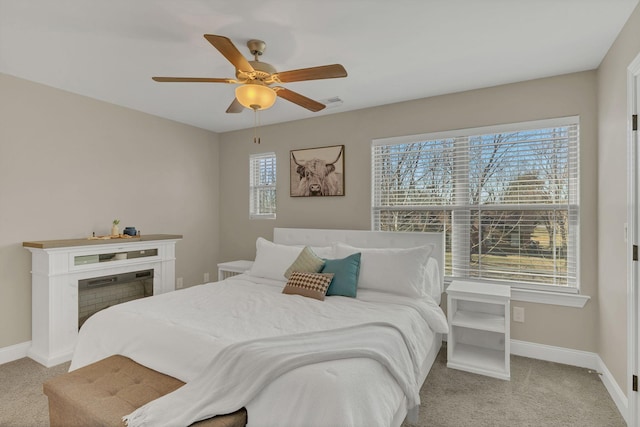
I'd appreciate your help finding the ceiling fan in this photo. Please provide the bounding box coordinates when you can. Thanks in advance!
[152,34,348,113]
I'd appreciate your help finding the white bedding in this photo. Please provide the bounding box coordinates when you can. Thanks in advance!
[124,322,422,427]
[71,274,448,427]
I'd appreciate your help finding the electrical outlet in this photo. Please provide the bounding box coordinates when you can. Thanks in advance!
[176,277,184,289]
[204,272,210,283]
[513,306,525,323]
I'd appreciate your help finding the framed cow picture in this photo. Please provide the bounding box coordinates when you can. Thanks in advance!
[290,145,345,197]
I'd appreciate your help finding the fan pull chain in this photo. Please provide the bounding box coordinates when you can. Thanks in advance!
[253,109,261,144]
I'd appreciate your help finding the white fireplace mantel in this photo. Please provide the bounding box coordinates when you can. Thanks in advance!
[23,234,182,367]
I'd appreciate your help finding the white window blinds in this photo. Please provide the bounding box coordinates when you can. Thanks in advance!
[372,117,579,290]
[250,152,277,219]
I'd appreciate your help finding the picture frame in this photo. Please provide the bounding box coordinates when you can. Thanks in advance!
[290,145,345,197]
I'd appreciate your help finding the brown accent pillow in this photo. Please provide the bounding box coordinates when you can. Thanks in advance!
[282,271,334,301]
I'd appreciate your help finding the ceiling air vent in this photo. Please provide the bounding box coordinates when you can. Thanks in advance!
[320,96,344,108]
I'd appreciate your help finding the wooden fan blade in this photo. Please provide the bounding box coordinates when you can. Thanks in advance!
[204,34,254,73]
[274,64,347,83]
[226,98,244,113]
[275,87,325,112]
[152,77,235,83]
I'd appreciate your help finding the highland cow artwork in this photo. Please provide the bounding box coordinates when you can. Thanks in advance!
[290,145,345,197]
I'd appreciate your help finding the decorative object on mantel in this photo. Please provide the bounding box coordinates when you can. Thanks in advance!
[88,234,140,241]
[90,224,141,240]
[111,219,120,237]
[123,226,137,236]
[290,145,344,197]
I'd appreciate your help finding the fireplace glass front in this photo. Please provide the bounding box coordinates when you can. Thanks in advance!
[78,269,154,328]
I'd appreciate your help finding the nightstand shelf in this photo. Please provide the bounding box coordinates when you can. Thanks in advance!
[217,260,254,281]
[446,280,511,380]
[447,343,507,375]
[451,310,506,333]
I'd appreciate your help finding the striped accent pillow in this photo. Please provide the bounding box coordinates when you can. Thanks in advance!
[284,246,325,279]
[282,272,334,301]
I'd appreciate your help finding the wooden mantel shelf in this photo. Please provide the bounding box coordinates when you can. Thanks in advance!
[23,234,182,249]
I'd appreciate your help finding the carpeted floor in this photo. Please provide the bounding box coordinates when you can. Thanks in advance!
[0,357,69,427]
[406,348,626,427]
[0,346,626,427]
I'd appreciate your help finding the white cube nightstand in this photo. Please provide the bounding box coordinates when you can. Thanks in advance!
[217,260,254,281]
[446,280,511,380]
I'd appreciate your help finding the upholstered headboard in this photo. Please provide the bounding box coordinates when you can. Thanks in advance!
[273,227,445,296]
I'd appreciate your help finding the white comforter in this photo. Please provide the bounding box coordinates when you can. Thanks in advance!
[71,274,448,427]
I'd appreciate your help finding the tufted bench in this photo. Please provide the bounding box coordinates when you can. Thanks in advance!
[43,354,247,427]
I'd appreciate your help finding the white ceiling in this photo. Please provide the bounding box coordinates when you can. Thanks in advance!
[1,0,638,133]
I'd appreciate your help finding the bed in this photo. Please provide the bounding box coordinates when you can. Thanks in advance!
[69,228,448,427]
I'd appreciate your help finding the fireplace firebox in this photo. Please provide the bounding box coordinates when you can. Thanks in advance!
[78,269,154,328]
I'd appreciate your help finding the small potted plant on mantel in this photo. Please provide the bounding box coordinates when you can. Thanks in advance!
[111,219,120,237]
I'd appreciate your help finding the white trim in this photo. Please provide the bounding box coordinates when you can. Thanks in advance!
[510,339,598,369]
[0,341,30,366]
[626,51,640,427]
[597,354,629,425]
[444,280,590,308]
[511,288,590,308]
[372,116,580,146]
[249,213,276,220]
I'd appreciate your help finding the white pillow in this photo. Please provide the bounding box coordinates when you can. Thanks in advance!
[294,245,335,259]
[333,242,434,298]
[248,238,303,281]
[425,257,442,304]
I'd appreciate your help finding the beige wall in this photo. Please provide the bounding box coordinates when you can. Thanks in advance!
[597,3,640,396]
[219,71,599,353]
[0,73,220,349]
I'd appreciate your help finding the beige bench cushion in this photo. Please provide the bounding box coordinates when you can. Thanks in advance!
[43,354,247,427]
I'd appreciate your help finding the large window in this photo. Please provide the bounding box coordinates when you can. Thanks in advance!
[372,117,579,291]
[250,152,277,219]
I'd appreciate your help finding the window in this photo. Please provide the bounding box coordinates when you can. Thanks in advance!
[250,152,277,219]
[372,117,579,291]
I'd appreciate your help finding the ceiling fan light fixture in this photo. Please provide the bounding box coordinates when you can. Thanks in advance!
[235,84,277,110]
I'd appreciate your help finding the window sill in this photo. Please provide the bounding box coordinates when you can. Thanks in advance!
[511,288,589,308]
[249,215,276,220]
[444,281,590,308]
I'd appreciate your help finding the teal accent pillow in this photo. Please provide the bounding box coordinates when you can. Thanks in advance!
[322,252,361,297]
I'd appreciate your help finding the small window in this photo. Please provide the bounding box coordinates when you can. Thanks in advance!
[250,152,277,219]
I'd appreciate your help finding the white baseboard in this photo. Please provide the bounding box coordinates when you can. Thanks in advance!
[510,339,628,424]
[0,341,30,366]
[596,354,629,425]
[510,339,599,369]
